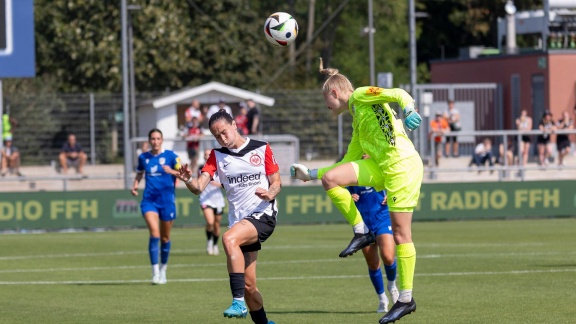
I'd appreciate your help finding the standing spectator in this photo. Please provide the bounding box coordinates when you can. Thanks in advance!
[537,111,555,167]
[235,103,249,135]
[429,112,450,166]
[206,97,232,120]
[199,104,210,133]
[444,100,461,157]
[59,133,88,175]
[1,136,23,177]
[2,113,16,141]
[185,99,203,125]
[131,128,182,285]
[469,138,494,173]
[184,117,203,174]
[556,110,573,166]
[515,110,533,167]
[176,110,281,323]
[246,99,261,135]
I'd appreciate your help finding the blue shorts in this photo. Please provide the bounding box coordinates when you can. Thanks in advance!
[362,210,393,237]
[140,201,177,221]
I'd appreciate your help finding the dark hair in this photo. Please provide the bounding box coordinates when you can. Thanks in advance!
[209,109,234,128]
[148,128,163,139]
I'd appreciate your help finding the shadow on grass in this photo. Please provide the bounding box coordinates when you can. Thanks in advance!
[267,310,372,315]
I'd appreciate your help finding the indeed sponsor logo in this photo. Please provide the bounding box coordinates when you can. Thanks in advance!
[227,173,261,184]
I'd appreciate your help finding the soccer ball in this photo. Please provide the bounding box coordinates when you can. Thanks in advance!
[263,12,298,47]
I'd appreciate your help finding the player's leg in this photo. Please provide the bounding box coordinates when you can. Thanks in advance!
[244,251,270,324]
[322,160,381,257]
[142,206,161,284]
[157,204,176,284]
[362,242,388,313]
[222,219,259,318]
[378,233,399,304]
[212,211,223,255]
[202,206,215,254]
[379,155,422,324]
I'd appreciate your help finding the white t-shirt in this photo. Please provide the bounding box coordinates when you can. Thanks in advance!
[206,105,232,120]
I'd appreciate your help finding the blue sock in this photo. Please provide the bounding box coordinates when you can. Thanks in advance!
[148,237,160,265]
[160,240,171,264]
[368,268,385,295]
[384,259,397,282]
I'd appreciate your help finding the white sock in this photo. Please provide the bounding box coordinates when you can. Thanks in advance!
[160,263,167,273]
[378,292,388,303]
[353,221,369,234]
[387,280,397,291]
[399,290,412,303]
[233,297,245,302]
[152,264,160,276]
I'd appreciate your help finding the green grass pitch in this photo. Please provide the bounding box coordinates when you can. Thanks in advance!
[1,218,576,323]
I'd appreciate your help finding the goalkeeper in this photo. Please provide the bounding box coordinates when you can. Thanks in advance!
[291,59,423,324]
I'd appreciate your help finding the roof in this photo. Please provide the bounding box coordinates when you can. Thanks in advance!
[149,81,275,109]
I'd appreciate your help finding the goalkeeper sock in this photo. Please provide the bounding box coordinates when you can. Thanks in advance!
[326,186,365,231]
[397,242,416,302]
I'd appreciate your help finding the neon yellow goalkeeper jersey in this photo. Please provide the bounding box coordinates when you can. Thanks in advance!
[318,86,419,178]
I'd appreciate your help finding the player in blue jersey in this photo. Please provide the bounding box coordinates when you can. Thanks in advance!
[131,128,182,285]
[348,184,399,313]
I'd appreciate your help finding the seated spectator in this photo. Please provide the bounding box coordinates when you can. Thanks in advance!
[59,133,87,175]
[235,104,249,135]
[1,136,23,177]
[469,138,494,173]
[497,140,517,166]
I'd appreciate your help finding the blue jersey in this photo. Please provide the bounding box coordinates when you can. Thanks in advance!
[136,150,181,207]
[347,186,392,236]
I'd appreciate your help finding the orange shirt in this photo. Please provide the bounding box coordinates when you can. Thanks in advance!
[430,118,449,143]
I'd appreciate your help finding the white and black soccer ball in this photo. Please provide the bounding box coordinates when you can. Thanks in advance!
[263,12,298,47]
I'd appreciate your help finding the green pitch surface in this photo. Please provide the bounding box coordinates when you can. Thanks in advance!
[2,219,576,323]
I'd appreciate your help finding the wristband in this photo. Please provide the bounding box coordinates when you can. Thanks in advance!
[185,177,193,184]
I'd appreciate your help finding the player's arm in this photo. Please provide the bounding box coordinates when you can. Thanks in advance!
[131,171,144,196]
[256,172,281,201]
[178,164,210,195]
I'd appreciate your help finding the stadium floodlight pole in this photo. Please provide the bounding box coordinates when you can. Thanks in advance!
[409,0,416,97]
[121,0,132,190]
[368,0,375,85]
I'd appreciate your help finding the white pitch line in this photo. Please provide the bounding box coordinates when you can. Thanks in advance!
[1,268,576,285]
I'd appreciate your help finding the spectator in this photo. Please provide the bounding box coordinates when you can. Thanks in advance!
[444,100,461,157]
[2,113,16,141]
[206,97,232,120]
[556,110,573,167]
[515,110,532,166]
[136,141,151,156]
[469,138,494,173]
[235,103,249,135]
[537,111,555,167]
[428,112,449,166]
[185,99,203,125]
[1,136,22,177]
[184,117,203,174]
[199,104,210,133]
[245,99,261,135]
[497,138,517,166]
[59,133,87,175]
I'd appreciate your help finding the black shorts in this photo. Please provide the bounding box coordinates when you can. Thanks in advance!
[521,135,531,143]
[240,212,277,253]
[201,205,224,215]
[187,147,198,160]
[446,136,457,143]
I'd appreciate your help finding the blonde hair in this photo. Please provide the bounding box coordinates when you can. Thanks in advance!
[319,58,354,93]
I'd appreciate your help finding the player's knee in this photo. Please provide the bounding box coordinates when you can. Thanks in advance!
[222,232,237,249]
[321,170,340,188]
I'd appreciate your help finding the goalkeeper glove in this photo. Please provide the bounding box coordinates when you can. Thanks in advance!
[403,104,422,131]
[290,164,318,181]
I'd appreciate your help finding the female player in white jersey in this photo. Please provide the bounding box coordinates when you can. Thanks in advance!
[177,110,280,324]
[198,149,226,255]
